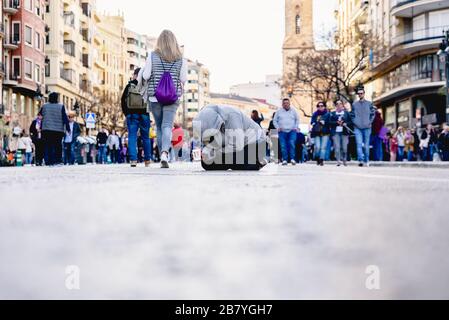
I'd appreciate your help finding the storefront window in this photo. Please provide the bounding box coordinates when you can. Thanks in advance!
[398,100,411,128]
[385,106,396,128]
[21,96,26,114]
[12,94,17,113]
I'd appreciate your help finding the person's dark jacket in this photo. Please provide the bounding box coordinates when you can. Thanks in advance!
[252,114,264,127]
[29,120,42,144]
[39,103,70,133]
[97,132,108,145]
[328,110,352,136]
[413,131,420,153]
[71,122,81,142]
[439,131,449,152]
[421,129,437,144]
[121,79,147,116]
[296,131,306,145]
[372,110,384,135]
[310,111,331,138]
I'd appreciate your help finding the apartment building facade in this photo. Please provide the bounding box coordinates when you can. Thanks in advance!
[44,0,99,126]
[125,28,156,77]
[3,0,46,131]
[338,0,449,129]
[94,13,127,131]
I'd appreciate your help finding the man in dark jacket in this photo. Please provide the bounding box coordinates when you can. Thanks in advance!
[39,92,70,166]
[96,129,108,164]
[121,68,152,167]
[439,124,449,161]
[29,114,44,166]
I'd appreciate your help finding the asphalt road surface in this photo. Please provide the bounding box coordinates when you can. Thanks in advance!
[1,163,449,299]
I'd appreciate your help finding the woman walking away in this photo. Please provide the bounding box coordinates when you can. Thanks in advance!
[251,110,264,127]
[329,99,351,167]
[142,30,187,168]
[310,102,330,166]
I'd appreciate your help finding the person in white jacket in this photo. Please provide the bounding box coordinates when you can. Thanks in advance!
[18,133,33,165]
[107,130,120,164]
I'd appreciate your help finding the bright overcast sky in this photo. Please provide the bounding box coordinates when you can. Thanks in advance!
[97,0,336,93]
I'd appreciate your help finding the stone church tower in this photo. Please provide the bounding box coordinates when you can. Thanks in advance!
[283,0,316,123]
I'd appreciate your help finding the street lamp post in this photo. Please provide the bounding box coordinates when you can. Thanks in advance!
[437,30,449,123]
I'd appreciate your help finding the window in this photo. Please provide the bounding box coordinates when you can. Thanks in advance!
[45,60,50,77]
[12,22,20,43]
[25,60,33,80]
[25,26,33,46]
[35,0,40,16]
[21,96,26,114]
[295,15,301,34]
[35,64,41,83]
[12,94,17,113]
[12,57,21,78]
[25,0,32,12]
[35,32,41,50]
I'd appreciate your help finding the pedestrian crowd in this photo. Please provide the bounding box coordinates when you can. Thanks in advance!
[265,88,449,167]
[1,29,449,169]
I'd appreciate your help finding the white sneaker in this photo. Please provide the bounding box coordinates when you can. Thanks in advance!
[291,160,297,166]
[282,161,288,166]
[160,152,169,169]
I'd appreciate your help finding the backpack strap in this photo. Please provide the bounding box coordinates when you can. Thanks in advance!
[159,55,176,72]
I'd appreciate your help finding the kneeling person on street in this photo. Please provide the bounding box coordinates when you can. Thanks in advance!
[194,105,268,171]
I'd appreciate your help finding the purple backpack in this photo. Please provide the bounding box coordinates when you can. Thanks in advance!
[155,55,180,106]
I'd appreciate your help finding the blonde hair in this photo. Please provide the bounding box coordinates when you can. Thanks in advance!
[155,30,182,62]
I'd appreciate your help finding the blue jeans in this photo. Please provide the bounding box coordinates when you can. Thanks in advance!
[354,128,371,163]
[64,142,76,165]
[150,102,178,154]
[97,145,107,164]
[314,135,329,160]
[127,114,152,162]
[372,135,383,161]
[279,131,296,162]
[25,152,33,165]
[407,150,414,162]
[397,146,405,162]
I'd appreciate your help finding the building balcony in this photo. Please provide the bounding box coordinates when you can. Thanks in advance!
[94,59,106,70]
[372,57,445,104]
[392,25,448,56]
[4,72,18,86]
[391,0,449,18]
[3,0,19,15]
[3,35,19,50]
